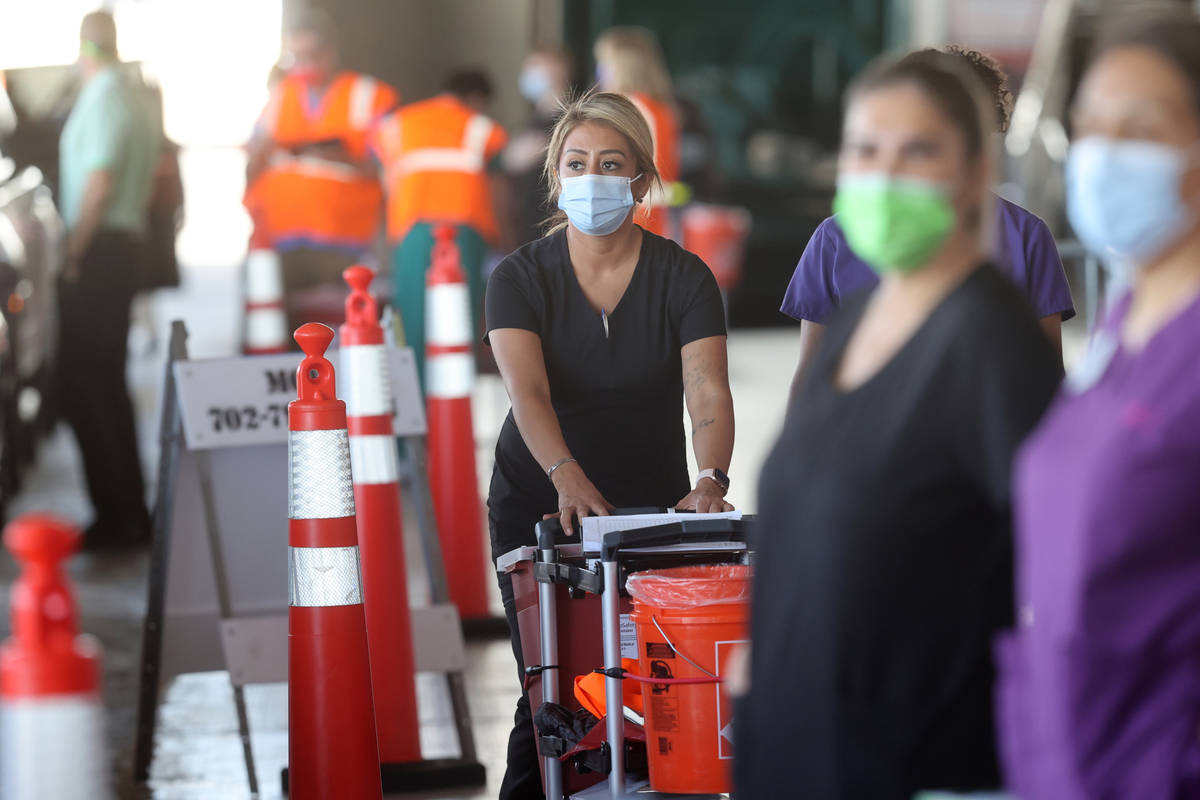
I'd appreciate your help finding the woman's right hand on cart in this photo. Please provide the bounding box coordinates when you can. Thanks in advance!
[544,460,613,536]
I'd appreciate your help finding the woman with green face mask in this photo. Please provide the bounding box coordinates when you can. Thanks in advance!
[735,55,1063,799]
[780,48,1075,399]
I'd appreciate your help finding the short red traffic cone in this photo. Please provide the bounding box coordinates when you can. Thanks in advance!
[339,266,422,768]
[0,514,111,800]
[243,248,288,355]
[425,226,492,624]
[286,323,382,800]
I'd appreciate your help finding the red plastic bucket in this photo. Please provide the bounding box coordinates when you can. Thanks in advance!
[627,564,751,794]
[681,205,752,290]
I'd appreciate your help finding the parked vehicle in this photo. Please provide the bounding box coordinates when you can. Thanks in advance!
[0,156,63,517]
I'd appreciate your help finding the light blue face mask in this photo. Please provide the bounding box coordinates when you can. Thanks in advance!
[557,173,642,236]
[1067,136,1199,269]
[518,67,550,103]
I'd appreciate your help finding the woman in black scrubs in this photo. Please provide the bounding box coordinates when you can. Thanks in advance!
[735,53,1061,799]
[485,91,734,799]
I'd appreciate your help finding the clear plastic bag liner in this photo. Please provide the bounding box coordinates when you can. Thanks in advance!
[625,564,751,609]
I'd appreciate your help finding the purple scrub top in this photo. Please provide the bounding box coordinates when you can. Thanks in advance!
[996,290,1200,799]
[780,196,1076,323]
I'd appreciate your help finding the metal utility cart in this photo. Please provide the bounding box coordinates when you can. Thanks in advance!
[499,515,751,800]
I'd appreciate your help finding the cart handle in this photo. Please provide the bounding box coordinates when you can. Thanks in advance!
[601,518,748,561]
[533,507,662,550]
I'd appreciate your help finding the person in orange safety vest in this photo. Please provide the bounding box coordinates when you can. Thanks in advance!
[244,10,398,332]
[595,27,682,240]
[370,68,510,389]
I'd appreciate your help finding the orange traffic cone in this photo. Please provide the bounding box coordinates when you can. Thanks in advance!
[243,248,288,355]
[425,226,493,625]
[339,266,422,770]
[286,323,382,800]
[0,514,111,800]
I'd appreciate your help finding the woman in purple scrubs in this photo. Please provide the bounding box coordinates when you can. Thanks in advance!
[782,47,1075,389]
[996,8,1200,799]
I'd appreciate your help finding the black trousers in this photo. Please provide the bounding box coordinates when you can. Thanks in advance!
[58,230,148,531]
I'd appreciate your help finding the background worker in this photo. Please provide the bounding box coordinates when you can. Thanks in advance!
[594,26,682,239]
[781,46,1075,395]
[505,45,574,246]
[242,62,287,251]
[486,92,733,799]
[371,68,510,388]
[58,10,159,548]
[245,10,398,332]
[736,54,1061,799]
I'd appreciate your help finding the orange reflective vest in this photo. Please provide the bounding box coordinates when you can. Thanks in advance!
[574,658,645,719]
[370,94,508,244]
[628,92,680,239]
[246,71,398,250]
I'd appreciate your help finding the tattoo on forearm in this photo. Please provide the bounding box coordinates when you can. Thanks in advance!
[693,417,715,439]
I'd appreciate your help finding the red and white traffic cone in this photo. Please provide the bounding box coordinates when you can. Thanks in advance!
[0,514,111,800]
[243,248,288,355]
[287,323,382,800]
[425,226,493,624]
[339,265,422,769]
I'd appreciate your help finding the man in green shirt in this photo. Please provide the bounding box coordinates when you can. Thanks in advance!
[58,10,159,548]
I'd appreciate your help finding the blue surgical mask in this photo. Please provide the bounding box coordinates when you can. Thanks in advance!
[518,67,550,103]
[1067,136,1198,268]
[557,173,642,236]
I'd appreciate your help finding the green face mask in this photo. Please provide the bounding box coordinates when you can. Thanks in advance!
[833,174,956,274]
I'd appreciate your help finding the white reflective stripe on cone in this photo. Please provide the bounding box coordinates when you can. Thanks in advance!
[288,429,356,520]
[341,345,393,417]
[426,284,473,346]
[349,434,400,485]
[427,352,474,399]
[288,546,364,607]
[0,695,111,800]
[245,250,284,302]
[245,308,288,350]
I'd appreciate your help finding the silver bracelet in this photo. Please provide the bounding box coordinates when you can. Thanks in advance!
[546,456,577,479]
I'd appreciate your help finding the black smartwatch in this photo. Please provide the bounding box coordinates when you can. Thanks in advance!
[697,468,730,495]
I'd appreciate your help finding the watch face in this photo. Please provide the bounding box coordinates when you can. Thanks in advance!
[713,468,730,489]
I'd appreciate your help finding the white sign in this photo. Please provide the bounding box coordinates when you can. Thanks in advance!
[620,613,638,660]
[174,348,427,450]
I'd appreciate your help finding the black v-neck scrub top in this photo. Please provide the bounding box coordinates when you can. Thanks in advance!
[484,227,727,556]
[734,264,1062,800]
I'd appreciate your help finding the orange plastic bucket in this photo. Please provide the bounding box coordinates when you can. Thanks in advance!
[626,564,751,794]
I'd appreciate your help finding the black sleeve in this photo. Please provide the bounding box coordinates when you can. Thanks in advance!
[676,253,728,346]
[959,300,1063,508]
[484,256,541,342]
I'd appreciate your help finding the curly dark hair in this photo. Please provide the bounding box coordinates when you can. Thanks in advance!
[943,45,1014,133]
[908,46,1014,132]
